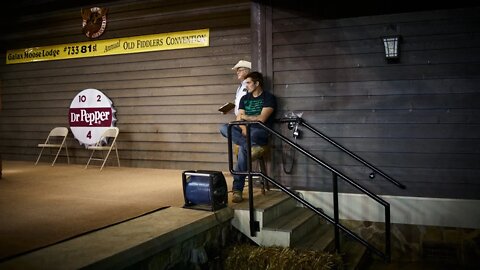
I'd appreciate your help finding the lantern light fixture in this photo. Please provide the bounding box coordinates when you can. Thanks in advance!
[382,35,401,62]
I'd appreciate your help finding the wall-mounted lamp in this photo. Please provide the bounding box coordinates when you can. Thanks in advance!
[382,35,401,63]
[382,24,401,63]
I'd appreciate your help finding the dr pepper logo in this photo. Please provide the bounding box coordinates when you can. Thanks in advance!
[69,108,112,127]
[69,89,116,146]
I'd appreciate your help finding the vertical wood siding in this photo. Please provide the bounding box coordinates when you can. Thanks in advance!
[0,0,250,171]
[270,6,480,199]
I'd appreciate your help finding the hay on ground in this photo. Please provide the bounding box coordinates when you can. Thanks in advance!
[224,244,343,270]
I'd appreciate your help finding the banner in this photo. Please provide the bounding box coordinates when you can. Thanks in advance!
[6,28,209,64]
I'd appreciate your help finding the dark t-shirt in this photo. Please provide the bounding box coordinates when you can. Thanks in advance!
[239,90,276,127]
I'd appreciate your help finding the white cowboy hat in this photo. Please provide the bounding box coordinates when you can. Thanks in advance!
[232,60,251,70]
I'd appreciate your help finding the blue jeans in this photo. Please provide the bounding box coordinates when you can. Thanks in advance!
[220,123,269,192]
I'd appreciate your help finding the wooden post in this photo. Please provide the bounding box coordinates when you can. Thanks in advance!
[250,1,272,88]
[0,79,2,179]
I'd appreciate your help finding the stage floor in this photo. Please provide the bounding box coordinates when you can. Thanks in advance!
[0,160,233,264]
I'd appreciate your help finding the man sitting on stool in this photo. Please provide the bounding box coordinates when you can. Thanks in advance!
[221,71,276,203]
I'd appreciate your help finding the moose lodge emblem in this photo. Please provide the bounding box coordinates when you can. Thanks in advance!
[81,7,108,39]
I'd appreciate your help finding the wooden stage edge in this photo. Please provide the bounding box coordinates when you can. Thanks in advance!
[1,206,234,269]
[0,160,235,269]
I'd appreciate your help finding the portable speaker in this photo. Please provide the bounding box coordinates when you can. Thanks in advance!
[182,170,228,211]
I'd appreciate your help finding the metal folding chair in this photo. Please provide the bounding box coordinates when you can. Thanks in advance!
[35,127,70,166]
[85,127,120,171]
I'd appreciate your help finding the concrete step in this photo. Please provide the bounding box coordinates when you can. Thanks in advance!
[294,224,370,270]
[293,221,335,252]
[230,189,370,270]
[341,239,369,270]
[231,190,297,228]
[260,207,321,246]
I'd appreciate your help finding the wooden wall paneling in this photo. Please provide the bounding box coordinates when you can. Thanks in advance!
[0,0,251,171]
[1,0,250,49]
[273,78,480,97]
[270,5,480,199]
[273,63,480,84]
[275,165,480,187]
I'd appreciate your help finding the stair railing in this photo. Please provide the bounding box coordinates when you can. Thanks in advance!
[278,117,406,189]
[227,120,404,262]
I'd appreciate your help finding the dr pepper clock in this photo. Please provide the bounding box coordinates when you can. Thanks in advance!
[69,88,116,146]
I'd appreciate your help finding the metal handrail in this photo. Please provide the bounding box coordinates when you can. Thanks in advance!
[277,117,406,189]
[227,121,392,261]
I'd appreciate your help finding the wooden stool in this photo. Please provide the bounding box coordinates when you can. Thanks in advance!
[255,147,270,195]
[234,144,270,194]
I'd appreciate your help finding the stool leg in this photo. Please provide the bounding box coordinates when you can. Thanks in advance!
[259,158,269,194]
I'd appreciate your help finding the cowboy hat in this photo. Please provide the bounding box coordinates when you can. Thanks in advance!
[232,60,251,70]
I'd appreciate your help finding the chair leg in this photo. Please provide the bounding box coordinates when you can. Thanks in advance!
[52,145,64,166]
[85,149,96,169]
[100,148,113,171]
[35,147,45,165]
[65,144,70,164]
[114,146,120,167]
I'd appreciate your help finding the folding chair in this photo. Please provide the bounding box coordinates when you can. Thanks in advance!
[35,127,70,166]
[85,127,120,171]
